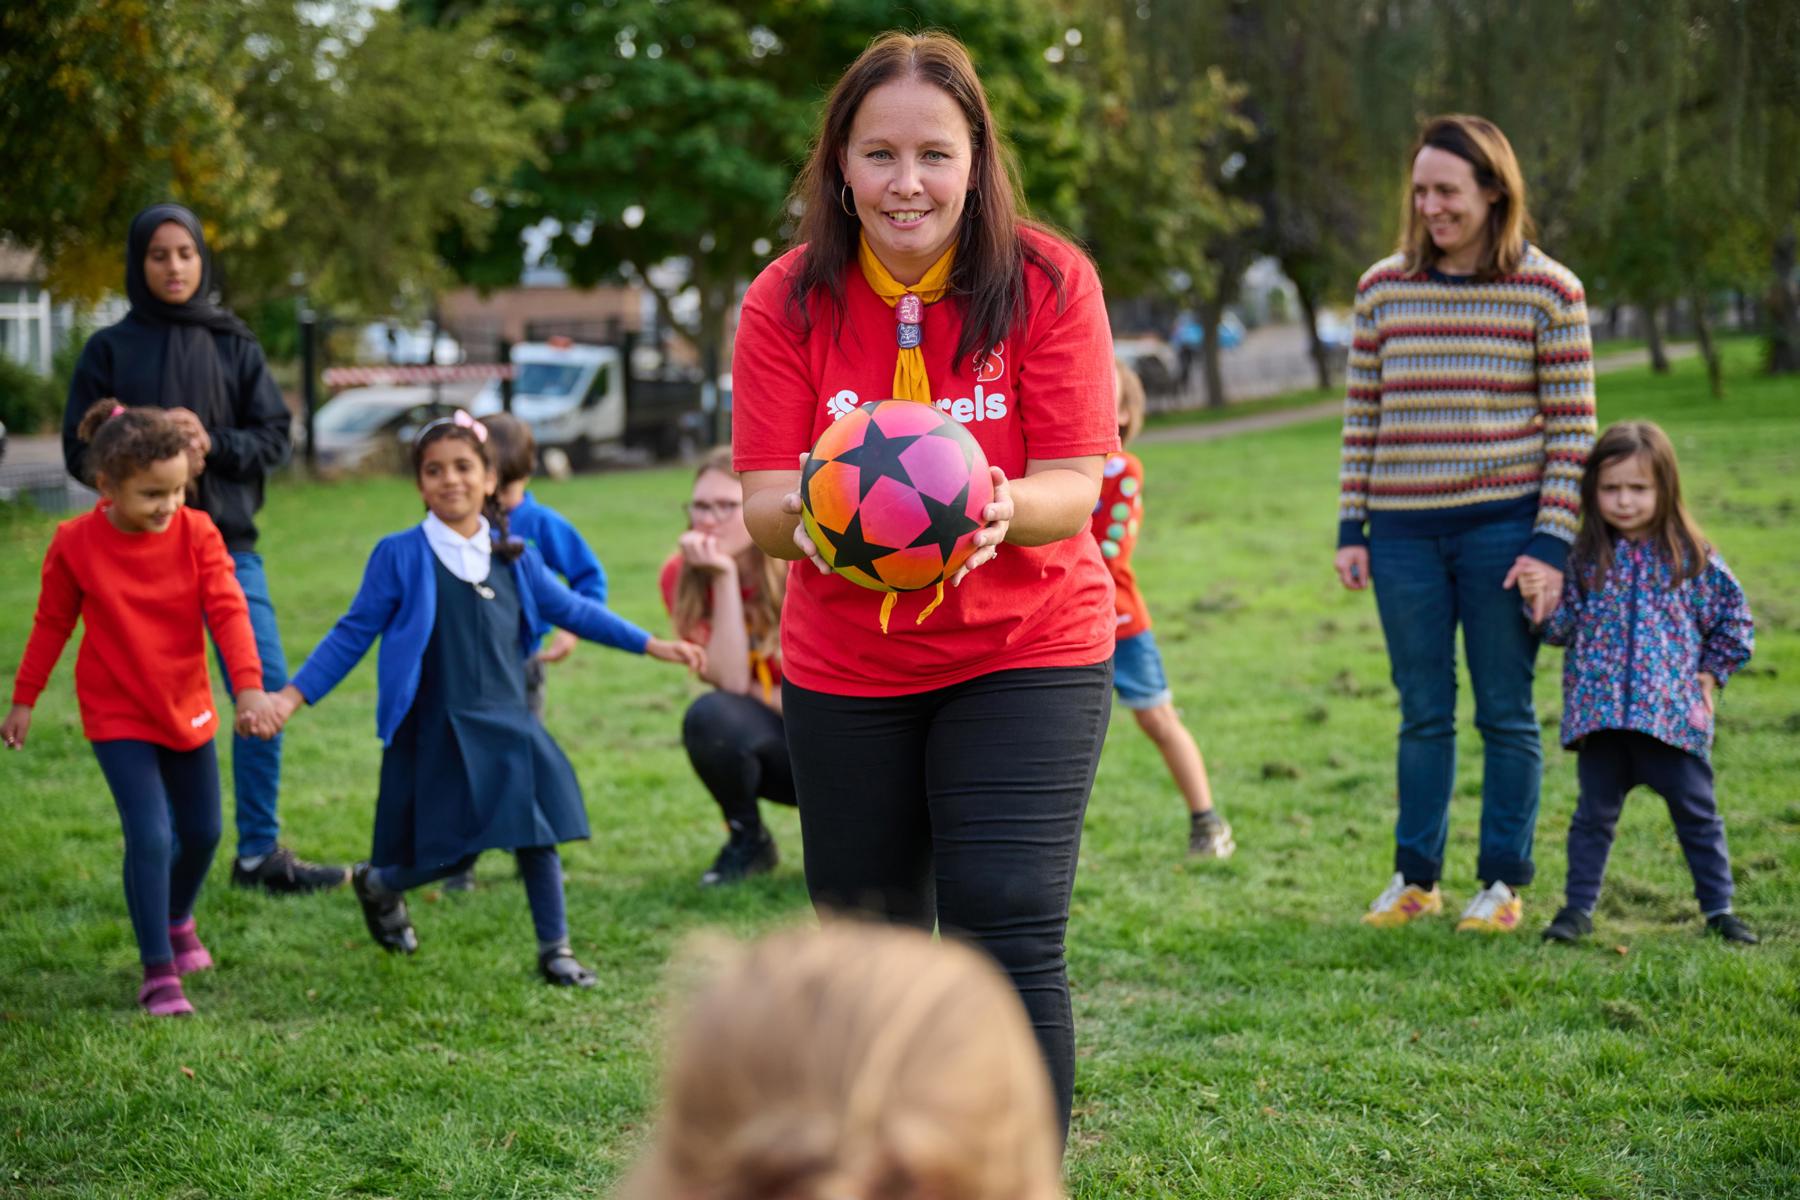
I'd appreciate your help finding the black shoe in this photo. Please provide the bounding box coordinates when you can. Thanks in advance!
[1541,905,1593,943]
[351,863,418,954]
[232,845,349,895]
[538,946,597,988]
[699,826,778,887]
[442,867,476,893]
[1706,912,1759,945]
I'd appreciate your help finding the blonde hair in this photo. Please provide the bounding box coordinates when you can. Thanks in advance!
[1399,113,1536,279]
[1113,359,1146,445]
[624,924,1064,1200]
[674,447,785,651]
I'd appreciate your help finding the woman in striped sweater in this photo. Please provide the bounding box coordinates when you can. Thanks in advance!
[1333,114,1597,934]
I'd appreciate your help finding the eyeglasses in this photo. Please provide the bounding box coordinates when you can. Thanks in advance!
[685,499,743,521]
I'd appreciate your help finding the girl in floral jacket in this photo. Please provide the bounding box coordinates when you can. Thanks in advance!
[1519,421,1757,944]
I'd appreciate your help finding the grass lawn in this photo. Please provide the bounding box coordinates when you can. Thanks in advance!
[2,345,1796,1198]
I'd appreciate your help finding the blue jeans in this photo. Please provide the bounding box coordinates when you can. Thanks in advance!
[210,551,288,858]
[1370,519,1542,887]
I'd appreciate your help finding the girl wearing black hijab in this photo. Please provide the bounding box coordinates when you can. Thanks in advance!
[64,202,346,895]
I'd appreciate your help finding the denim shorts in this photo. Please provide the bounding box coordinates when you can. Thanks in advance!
[1111,629,1172,711]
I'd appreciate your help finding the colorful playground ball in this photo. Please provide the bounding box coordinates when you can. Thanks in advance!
[800,400,993,592]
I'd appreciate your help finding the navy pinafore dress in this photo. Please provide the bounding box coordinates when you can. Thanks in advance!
[371,554,588,869]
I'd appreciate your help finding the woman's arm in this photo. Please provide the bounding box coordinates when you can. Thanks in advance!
[206,339,293,480]
[62,337,112,484]
[1004,456,1104,545]
[743,468,807,562]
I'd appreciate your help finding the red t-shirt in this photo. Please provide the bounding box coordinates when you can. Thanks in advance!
[1092,451,1152,641]
[731,229,1119,696]
[12,504,263,750]
[659,551,785,690]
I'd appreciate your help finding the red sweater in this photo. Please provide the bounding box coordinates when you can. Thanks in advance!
[1091,451,1152,641]
[12,504,263,750]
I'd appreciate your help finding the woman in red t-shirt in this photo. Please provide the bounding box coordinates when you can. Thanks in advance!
[660,447,794,888]
[732,31,1117,1142]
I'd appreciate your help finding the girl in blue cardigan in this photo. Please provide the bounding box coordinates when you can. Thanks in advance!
[269,413,704,986]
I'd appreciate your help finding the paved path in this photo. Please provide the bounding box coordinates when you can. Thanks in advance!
[1139,342,1698,446]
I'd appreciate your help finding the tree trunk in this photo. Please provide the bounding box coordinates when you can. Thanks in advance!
[1691,291,1723,398]
[1294,280,1332,391]
[1767,221,1800,374]
[1645,304,1671,373]
[1198,293,1228,409]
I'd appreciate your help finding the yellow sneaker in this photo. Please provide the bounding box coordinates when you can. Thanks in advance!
[1456,880,1523,933]
[1361,872,1443,927]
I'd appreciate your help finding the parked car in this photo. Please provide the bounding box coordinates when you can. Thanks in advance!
[468,336,705,468]
[1112,334,1182,400]
[307,385,460,474]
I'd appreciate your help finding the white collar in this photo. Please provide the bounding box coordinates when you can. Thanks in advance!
[421,512,492,584]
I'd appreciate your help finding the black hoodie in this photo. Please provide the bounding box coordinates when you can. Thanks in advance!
[63,203,291,552]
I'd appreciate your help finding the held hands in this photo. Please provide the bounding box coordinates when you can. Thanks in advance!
[646,637,708,676]
[537,628,580,665]
[1502,556,1563,625]
[2,704,31,750]
[1334,546,1370,591]
[234,688,280,740]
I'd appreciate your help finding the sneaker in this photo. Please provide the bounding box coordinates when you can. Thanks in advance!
[538,946,598,988]
[138,972,193,1017]
[1362,872,1443,927]
[1456,880,1523,933]
[1541,905,1593,943]
[351,863,419,954]
[232,845,350,895]
[1188,811,1236,859]
[699,826,778,887]
[1706,912,1759,945]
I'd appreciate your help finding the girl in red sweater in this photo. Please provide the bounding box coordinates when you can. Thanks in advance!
[5,403,277,1016]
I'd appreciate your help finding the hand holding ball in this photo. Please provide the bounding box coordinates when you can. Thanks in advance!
[800,401,994,593]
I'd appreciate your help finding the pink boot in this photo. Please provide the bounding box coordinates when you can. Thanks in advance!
[138,965,193,1017]
[168,916,213,976]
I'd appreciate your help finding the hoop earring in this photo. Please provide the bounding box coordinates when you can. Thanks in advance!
[840,183,857,217]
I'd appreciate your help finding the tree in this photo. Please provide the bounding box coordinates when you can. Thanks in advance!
[409,0,1085,382]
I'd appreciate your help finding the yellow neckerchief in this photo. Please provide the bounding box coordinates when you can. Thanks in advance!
[857,233,955,405]
[749,649,775,704]
[855,234,958,633]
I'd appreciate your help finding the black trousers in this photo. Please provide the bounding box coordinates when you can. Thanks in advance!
[783,662,1113,1143]
[681,690,795,832]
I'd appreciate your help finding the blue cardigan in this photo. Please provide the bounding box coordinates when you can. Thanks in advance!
[509,491,607,645]
[291,526,651,745]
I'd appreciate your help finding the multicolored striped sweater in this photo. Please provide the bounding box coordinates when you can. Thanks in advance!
[1336,246,1597,570]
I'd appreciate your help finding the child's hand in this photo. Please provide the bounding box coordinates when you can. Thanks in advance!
[538,629,580,665]
[265,685,306,732]
[2,704,31,750]
[235,688,278,740]
[646,637,707,675]
[1699,671,1718,715]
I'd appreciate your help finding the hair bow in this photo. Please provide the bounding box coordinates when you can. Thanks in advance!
[453,409,488,442]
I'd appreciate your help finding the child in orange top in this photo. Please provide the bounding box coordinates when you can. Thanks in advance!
[1094,363,1233,857]
[5,403,277,1016]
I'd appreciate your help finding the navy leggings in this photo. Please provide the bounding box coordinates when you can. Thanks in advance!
[91,739,222,966]
[374,847,568,945]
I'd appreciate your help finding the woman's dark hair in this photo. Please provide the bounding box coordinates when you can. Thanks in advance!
[75,400,189,486]
[481,412,538,489]
[411,416,523,563]
[785,31,1067,371]
[1572,420,1709,589]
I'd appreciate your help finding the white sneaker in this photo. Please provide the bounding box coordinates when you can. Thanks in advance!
[1456,880,1522,933]
[1361,872,1442,927]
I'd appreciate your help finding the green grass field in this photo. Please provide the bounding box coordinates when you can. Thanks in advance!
[3,346,1797,1198]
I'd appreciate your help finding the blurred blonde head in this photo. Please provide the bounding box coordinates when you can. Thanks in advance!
[624,923,1064,1200]
[1113,359,1147,445]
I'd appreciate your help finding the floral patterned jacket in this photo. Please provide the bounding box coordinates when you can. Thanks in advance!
[1538,538,1754,761]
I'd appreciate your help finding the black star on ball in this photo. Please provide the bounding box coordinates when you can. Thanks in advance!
[832,418,923,500]
[816,509,901,583]
[908,481,983,566]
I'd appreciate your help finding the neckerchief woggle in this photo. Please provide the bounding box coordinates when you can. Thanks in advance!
[856,234,958,633]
